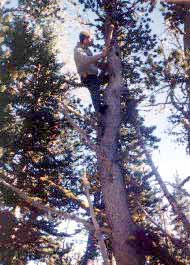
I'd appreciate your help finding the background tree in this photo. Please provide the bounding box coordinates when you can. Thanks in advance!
[0,1,85,264]
[155,1,190,153]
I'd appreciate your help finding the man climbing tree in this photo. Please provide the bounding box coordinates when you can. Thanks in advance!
[74,31,108,113]
[1,0,190,264]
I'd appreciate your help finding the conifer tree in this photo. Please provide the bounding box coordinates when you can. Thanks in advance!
[0,1,83,263]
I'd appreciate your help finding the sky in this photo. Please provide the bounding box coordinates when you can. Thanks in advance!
[1,0,190,264]
[1,0,17,7]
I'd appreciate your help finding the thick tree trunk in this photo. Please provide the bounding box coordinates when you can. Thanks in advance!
[98,38,145,264]
[184,7,190,153]
[184,7,190,50]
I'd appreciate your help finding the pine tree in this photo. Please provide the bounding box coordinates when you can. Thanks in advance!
[0,2,82,263]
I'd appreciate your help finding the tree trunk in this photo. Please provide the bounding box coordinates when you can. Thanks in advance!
[184,7,190,153]
[184,7,190,50]
[98,35,145,264]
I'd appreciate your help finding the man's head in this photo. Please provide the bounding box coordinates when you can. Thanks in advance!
[79,31,93,46]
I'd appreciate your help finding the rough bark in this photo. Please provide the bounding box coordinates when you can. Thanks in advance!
[184,6,190,51]
[97,28,145,265]
[184,7,190,153]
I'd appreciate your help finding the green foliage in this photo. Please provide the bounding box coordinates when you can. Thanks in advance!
[0,1,81,264]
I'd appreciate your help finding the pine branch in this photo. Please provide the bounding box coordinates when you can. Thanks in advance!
[0,178,110,234]
[165,181,190,197]
[62,102,99,153]
[32,219,81,238]
[63,78,84,88]
[179,176,190,188]
[62,103,113,173]
[64,103,98,130]
[40,176,102,215]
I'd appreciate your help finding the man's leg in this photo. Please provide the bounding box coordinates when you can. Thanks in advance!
[98,71,109,86]
[84,75,104,113]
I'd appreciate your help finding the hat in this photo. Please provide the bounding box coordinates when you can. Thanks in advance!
[79,31,91,43]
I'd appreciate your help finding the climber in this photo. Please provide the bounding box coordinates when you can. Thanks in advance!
[74,31,108,114]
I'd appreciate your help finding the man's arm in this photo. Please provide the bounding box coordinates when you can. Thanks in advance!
[75,48,107,66]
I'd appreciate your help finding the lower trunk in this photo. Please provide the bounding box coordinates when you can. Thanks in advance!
[98,40,144,264]
[99,161,144,265]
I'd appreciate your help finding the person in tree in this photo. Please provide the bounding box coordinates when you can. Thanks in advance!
[74,31,108,114]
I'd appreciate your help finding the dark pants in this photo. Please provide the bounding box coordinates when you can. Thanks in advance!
[81,74,109,113]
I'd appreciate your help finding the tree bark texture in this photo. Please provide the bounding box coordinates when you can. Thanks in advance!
[184,7,190,153]
[97,29,145,265]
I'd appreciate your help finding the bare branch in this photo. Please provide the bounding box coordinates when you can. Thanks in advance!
[133,121,190,234]
[62,103,113,174]
[83,170,109,265]
[179,176,190,188]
